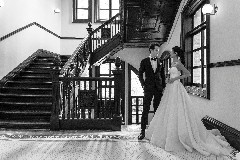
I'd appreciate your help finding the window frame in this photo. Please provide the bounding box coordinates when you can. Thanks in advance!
[72,0,92,23]
[181,0,210,99]
[94,0,120,23]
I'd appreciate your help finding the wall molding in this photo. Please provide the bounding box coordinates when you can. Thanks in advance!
[209,59,240,68]
[0,22,84,42]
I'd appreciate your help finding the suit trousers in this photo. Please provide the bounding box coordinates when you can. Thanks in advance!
[141,88,163,131]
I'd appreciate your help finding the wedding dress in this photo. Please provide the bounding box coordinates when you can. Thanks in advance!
[145,62,233,157]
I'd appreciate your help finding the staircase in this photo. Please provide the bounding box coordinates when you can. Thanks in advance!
[0,54,69,129]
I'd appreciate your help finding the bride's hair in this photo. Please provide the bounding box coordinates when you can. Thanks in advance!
[172,46,185,65]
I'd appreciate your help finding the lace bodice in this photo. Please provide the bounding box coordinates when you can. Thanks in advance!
[169,62,181,79]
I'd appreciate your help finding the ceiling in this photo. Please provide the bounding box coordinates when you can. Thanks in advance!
[124,0,182,47]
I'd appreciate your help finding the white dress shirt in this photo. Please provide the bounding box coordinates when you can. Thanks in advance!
[150,56,157,72]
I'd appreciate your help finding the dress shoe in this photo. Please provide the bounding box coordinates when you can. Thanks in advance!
[138,131,145,140]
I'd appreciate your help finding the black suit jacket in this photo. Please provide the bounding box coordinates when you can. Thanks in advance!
[139,57,166,92]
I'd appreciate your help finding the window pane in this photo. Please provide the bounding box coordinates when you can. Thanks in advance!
[203,49,207,65]
[193,50,201,66]
[193,33,201,50]
[132,106,136,114]
[110,62,115,70]
[204,29,206,46]
[138,98,143,105]
[194,8,202,28]
[77,0,88,8]
[193,68,201,84]
[105,88,109,98]
[202,8,206,22]
[101,88,105,98]
[132,115,136,123]
[77,9,88,19]
[112,9,119,17]
[138,115,142,123]
[131,71,144,96]
[111,88,114,98]
[99,10,109,20]
[204,67,207,85]
[112,1,119,9]
[100,0,109,9]
[100,63,110,74]
[132,98,136,105]
[138,106,143,114]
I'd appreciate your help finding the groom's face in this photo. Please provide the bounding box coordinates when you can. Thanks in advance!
[150,46,160,58]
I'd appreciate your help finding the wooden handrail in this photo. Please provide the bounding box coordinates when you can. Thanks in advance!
[59,35,90,76]
[59,76,114,81]
[91,13,121,35]
[60,13,122,77]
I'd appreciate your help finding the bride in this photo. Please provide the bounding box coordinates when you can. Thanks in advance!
[145,46,235,158]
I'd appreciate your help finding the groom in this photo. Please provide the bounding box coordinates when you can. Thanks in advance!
[138,43,166,140]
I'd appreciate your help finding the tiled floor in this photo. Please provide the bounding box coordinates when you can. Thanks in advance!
[0,125,232,160]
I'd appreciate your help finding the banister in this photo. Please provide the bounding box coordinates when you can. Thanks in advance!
[91,13,121,34]
[59,35,90,76]
[60,13,123,77]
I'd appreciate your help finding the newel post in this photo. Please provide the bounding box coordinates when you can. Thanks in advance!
[111,57,123,130]
[112,57,123,117]
[86,22,93,53]
[50,67,60,130]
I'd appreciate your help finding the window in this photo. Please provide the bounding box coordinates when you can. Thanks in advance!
[96,59,119,99]
[73,0,92,23]
[182,0,210,99]
[95,0,120,22]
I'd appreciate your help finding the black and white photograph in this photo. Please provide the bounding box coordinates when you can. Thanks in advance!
[0,0,240,159]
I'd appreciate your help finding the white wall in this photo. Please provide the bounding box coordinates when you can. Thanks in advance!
[60,0,101,55]
[0,0,61,79]
[160,0,240,130]
[113,48,149,70]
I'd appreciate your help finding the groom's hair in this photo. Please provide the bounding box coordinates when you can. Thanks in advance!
[149,43,160,52]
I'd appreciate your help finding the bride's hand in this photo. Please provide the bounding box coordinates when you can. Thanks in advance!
[168,78,175,83]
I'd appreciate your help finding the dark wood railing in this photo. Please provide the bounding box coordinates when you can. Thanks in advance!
[51,68,123,130]
[59,77,116,120]
[52,13,123,130]
[60,13,122,78]
[90,13,122,52]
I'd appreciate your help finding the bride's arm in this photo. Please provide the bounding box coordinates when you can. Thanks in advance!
[168,62,191,83]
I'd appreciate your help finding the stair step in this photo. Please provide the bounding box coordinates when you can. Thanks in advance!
[0,102,51,111]
[29,64,55,68]
[13,76,52,82]
[0,110,51,114]
[5,81,52,88]
[33,60,54,64]
[0,120,50,129]
[19,71,51,77]
[0,53,63,130]
[37,56,55,60]
[0,87,52,95]
[30,62,54,65]
[0,110,51,121]
[0,93,52,103]
[28,66,53,69]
